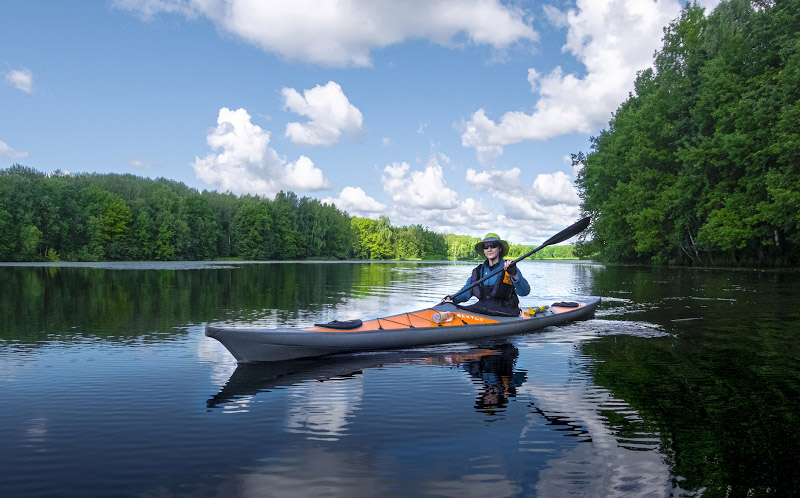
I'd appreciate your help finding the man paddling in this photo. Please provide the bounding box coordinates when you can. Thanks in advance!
[442,233,530,316]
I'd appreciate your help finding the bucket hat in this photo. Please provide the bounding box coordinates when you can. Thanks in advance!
[474,233,509,258]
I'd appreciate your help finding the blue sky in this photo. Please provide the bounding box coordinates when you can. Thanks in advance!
[1,0,719,245]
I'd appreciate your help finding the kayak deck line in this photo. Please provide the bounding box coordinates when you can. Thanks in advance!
[206,297,601,362]
[313,308,501,332]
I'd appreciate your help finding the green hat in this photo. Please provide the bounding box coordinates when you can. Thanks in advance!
[475,233,509,258]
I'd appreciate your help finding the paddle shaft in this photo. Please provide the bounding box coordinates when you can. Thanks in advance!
[452,217,591,296]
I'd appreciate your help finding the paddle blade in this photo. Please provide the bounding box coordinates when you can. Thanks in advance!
[540,216,591,247]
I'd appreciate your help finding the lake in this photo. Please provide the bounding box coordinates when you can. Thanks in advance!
[0,260,798,497]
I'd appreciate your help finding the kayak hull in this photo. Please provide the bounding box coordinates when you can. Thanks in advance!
[206,297,601,363]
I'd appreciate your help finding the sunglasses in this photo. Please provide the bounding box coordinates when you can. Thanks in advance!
[483,243,500,250]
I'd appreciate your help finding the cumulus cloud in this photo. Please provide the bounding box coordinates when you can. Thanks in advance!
[115,0,537,67]
[357,158,583,242]
[533,171,581,206]
[192,107,330,196]
[322,186,387,217]
[381,156,459,210]
[461,0,718,164]
[283,81,363,146]
[0,139,29,159]
[466,167,526,195]
[466,166,580,226]
[5,68,33,93]
[320,158,583,243]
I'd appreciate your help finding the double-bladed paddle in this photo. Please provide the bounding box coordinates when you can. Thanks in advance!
[449,216,591,297]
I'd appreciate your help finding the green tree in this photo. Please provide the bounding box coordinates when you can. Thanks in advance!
[182,195,222,260]
[231,198,272,259]
[350,216,394,260]
[19,224,43,260]
[576,0,800,266]
[272,191,301,259]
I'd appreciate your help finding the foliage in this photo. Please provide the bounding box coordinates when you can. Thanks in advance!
[0,166,580,262]
[0,167,353,262]
[0,165,536,261]
[575,0,800,266]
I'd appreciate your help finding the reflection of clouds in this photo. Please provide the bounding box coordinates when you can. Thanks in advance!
[24,416,48,446]
[517,346,670,497]
[196,326,238,390]
[0,360,21,381]
[425,469,521,497]
[210,447,390,498]
[520,260,600,301]
[285,377,363,441]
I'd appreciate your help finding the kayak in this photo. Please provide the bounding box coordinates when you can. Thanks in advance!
[206,297,601,363]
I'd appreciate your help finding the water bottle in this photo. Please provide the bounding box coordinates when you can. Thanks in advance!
[432,311,455,324]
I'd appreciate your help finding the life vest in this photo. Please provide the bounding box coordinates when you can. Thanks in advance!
[469,260,519,309]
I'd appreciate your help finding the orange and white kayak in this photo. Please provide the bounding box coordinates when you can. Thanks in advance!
[206,297,601,363]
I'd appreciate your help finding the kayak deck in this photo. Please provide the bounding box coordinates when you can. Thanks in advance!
[206,297,601,363]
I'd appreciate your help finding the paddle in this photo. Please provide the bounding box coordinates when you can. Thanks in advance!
[448,216,591,298]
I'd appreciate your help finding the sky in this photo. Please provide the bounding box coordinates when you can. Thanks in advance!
[1,0,720,245]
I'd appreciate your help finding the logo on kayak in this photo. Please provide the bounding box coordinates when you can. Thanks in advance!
[454,313,498,324]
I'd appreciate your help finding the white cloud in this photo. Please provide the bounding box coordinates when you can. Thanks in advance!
[116,0,537,67]
[322,186,387,216]
[113,0,198,19]
[461,0,718,164]
[542,4,569,28]
[466,165,580,227]
[129,158,155,169]
[532,171,581,206]
[192,107,330,196]
[358,159,583,243]
[5,68,33,93]
[283,81,363,146]
[283,156,329,190]
[0,139,29,159]
[466,167,525,195]
[381,157,459,210]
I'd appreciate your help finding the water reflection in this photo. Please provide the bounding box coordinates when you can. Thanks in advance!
[206,348,521,412]
[205,340,677,496]
[0,260,598,345]
[460,344,525,416]
[518,346,669,497]
[3,261,797,497]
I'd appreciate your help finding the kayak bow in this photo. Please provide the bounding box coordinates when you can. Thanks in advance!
[206,297,601,363]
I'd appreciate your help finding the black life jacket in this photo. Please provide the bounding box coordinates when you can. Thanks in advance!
[469,260,519,310]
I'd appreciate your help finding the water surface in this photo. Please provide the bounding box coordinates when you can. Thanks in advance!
[1,261,797,497]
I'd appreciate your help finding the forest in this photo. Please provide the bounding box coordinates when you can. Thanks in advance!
[0,165,575,262]
[575,0,800,266]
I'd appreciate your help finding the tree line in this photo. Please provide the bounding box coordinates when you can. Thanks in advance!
[575,0,800,266]
[0,165,574,262]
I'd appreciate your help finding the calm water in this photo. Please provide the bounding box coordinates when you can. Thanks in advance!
[0,261,798,497]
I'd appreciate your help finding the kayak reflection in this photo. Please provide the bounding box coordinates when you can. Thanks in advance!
[207,344,526,414]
